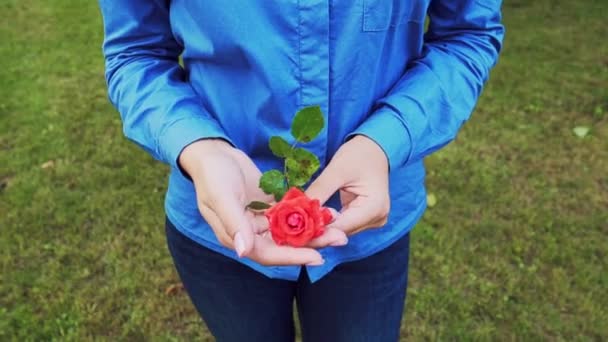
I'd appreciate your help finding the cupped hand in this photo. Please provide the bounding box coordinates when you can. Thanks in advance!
[179,139,325,266]
[305,135,390,237]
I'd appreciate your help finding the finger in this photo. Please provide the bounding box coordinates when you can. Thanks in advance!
[305,165,344,205]
[199,205,234,248]
[249,211,269,234]
[211,195,256,257]
[326,207,340,222]
[328,197,386,235]
[212,191,249,238]
[249,235,324,266]
[306,227,348,248]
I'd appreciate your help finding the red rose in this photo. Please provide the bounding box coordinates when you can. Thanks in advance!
[265,187,333,247]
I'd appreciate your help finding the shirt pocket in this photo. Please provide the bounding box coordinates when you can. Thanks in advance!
[362,0,426,32]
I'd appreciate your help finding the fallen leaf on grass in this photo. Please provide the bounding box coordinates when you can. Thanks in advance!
[0,177,10,193]
[165,283,185,296]
[572,126,590,138]
[427,193,438,208]
[41,160,55,169]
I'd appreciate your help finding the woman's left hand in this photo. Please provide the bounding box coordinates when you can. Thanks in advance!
[305,135,391,245]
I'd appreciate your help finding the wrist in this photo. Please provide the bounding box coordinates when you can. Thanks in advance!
[178,138,232,177]
[351,135,388,163]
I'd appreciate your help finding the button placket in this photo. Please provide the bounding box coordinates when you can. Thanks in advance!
[297,0,330,166]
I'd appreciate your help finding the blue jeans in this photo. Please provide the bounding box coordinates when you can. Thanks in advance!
[166,218,410,342]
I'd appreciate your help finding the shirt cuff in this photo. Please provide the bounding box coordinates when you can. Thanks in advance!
[346,107,412,170]
[158,116,233,175]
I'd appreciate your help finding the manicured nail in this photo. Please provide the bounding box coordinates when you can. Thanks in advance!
[330,238,348,247]
[234,233,245,257]
[307,259,325,266]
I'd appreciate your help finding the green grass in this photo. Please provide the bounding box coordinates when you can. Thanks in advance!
[1,0,606,340]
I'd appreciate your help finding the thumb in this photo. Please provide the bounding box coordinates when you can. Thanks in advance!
[233,228,254,258]
[215,196,255,257]
[305,165,343,205]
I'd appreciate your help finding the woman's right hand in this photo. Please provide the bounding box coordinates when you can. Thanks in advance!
[179,139,326,266]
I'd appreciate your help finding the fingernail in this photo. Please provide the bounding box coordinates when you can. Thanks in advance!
[234,233,245,257]
[307,259,325,266]
[330,238,348,247]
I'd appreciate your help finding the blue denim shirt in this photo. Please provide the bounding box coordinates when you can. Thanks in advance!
[99,0,504,282]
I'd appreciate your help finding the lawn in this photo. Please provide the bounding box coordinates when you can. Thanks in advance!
[1,0,606,340]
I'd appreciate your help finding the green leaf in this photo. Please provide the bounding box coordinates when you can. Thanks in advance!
[292,148,321,176]
[246,201,272,211]
[285,148,320,187]
[286,159,309,187]
[427,193,438,208]
[269,136,293,158]
[572,126,590,138]
[259,170,287,201]
[291,105,324,143]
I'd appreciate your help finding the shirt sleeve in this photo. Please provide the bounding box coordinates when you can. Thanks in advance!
[99,0,232,168]
[349,0,505,170]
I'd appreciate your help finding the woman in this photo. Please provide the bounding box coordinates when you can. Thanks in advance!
[98,1,504,341]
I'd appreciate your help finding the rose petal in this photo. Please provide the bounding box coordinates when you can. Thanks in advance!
[282,187,306,201]
[313,226,325,238]
[287,213,304,228]
[321,207,333,225]
[266,187,332,246]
